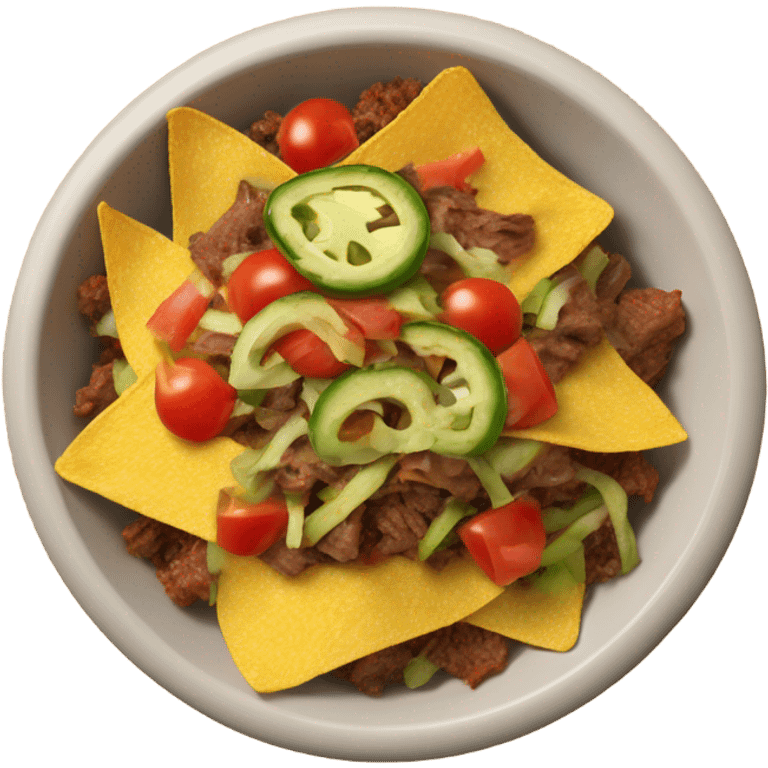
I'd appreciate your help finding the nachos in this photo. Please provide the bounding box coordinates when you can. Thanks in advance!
[57,67,686,694]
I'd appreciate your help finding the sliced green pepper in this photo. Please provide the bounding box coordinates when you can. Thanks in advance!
[264,165,430,296]
[307,322,507,465]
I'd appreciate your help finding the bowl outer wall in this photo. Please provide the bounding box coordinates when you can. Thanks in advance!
[4,8,765,761]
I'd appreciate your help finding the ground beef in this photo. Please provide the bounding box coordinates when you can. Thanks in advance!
[77,274,111,326]
[188,180,272,286]
[74,274,123,418]
[248,110,282,155]
[352,76,422,143]
[73,361,118,418]
[122,517,212,606]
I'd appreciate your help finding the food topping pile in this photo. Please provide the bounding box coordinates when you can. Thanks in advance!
[59,68,686,696]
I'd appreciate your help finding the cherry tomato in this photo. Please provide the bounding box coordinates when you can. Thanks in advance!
[216,490,289,557]
[415,147,485,192]
[227,248,316,324]
[496,338,558,429]
[439,278,522,354]
[458,497,545,586]
[327,297,403,340]
[146,269,215,352]
[154,357,236,442]
[277,98,359,173]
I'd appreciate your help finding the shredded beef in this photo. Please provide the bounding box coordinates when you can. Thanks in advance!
[395,452,481,502]
[608,288,685,386]
[259,538,329,577]
[332,622,509,696]
[188,180,272,286]
[352,76,422,143]
[527,266,605,384]
[274,436,350,493]
[424,623,509,688]
[187,331,237,357]
[122,517,212,606]
[573,450,659,503]
[316,506,365,562]
[369,491,436,556]
[422,186,535,264]
[584,519,622,584]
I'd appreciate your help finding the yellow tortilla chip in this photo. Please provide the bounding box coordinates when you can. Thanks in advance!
[216,553,503,692]
[98,202,195,378]
[342,66,614,299]
[167,107,295,247]
[506,338,687,450]
[55,373,244,541]
[467,582,585,652]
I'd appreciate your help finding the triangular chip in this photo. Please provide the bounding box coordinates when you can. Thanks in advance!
[506,339,687,450]
[98,202,195,378]
[342,66,614,299]
[216,552,503,692]
[467,582,585,652]
[167,107,296,247]
[55,373,244,541]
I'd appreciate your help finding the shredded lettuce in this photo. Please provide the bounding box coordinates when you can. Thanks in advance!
[540,506,608,567]
[467,457,513,509]
[484,438,543,478]
[198,308,243,335]
[542,488,603,533]
[284,492,306,549]
[95,308,119,338]
[536,274,579,330]
[387,276,441,320]
[574,464,639,574]
[520,278,553,316]
[418,498,475,561]
[112,358,137,396]
[430,232,509,283]
[403,654,441,689]
[578,244,610,292]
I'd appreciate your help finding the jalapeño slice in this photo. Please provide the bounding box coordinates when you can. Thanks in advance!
[264,165,430,296]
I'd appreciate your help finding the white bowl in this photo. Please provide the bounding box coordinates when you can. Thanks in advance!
[4,7,764,761]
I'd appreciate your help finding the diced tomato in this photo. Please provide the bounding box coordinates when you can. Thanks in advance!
[216,490,289,557]
[146,269,215,352]
[415,147,485,193]
[154,357,236,442]
[458,497,545,586]
[227,248,316,324]
[439,278,522,354]
[327,296,403,340]
[496,338,558,429]
[270,318,365,379]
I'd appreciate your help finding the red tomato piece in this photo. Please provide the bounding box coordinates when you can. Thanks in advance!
[154,357,236,442]
[277,98,359,173]
[146,269,215,352]
[439,277,522,354]
[227,248,316,324]
[327,297,403,340]
[271,329,352,378]
[458,497,545,586]
[216,490,289,557]
[415,147,485,192]
[496,338,558,429]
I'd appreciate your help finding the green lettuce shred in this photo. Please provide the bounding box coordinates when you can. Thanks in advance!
[284,492,306,549]
[467,456,513,509]
[542,488,603,533]
[418,498,475,561]
[113,358,138,396]
[430,232,510,283]
[403,654,441,689]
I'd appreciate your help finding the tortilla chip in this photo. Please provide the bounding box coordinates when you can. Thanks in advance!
[216,553,503,692]
[98,202,195,378]
[342,66,614,299]
[167,107,295,247]
[55,373,244,541]
[467,581,585,652]
[506,339,687,450]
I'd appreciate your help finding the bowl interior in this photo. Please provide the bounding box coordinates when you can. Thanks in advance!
[8,11,762,761]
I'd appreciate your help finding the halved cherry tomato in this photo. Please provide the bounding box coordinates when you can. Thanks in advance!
[458,497,545,586]
[227,248,316,324]
[496,338,558,429]
[415,147,485,192]
[216,490,289,557]
[154,357,236,442]
[146,269,215,352]
[327,297,403,340]
[439,277,522,354]
[277,98,359,173]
